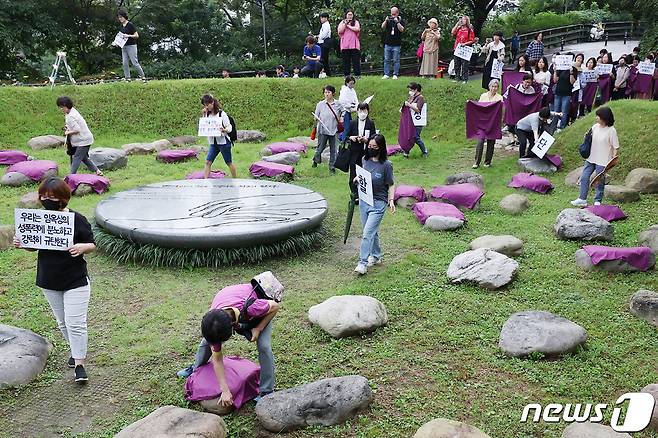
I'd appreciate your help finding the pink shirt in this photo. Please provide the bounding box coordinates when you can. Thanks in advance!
[339,20,361,51]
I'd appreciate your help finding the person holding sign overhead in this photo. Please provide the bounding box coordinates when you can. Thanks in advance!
[353,134,395,275]
[117,10,146,82]
[13,177,96,384]
[200,94,236,178]
[451,16,475,84]
[481,31,505,90]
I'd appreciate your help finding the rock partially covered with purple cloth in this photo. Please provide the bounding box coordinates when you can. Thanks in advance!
[575,246,655,272]
[429,183,484,210]
[156,149,198,163]
[2,160,58,186]
[517,157,558,174]
[584,205,626,222]
[394,185,425,208]
[0,150,29,165]
[554,209,613,241]
[507,172,553,194]
[249,160,294,179]
[185,170,226,180]
[412,202,465,225]
[262,142,306,156]
[65,174,110,195]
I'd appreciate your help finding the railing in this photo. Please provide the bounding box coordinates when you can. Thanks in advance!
[518,21,645,51]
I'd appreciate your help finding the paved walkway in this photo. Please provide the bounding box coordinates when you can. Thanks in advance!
[545,40,639,60]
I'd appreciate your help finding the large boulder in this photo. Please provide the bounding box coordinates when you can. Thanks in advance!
[27,135,65,150]
[168,135,199,146]
[308,295,388,338]
[414,418,491,438]
[72,184,94,196]
[625,168,658,193]
[2,171,57,187]
[561,422,630,437]
[604,185,640,203]
[447,248,518,290]
[88,147,127,171]
[262,151,301,166]
[554,209,613,241]
[640,383,658,431]
[424,215,464,231]
[517,158,557,174]
[575,249,656,273]
[564,166,609,187]
[237,130,267,143]
[639,225,658,253]
[288,136,317,148]
[17,191,40,208]
[0,324,52,388]
[0,225,15,250]
[445,172,484,189]
[396,197,418,209]
[115,406,228,438]
[469,235,524,257]
[629,290,658,327]
[499,194,529,215]
[499,311,587,358]
[255,375,373,432]
[122,139,172,155]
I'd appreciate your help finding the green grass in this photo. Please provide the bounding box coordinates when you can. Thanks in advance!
[0,77,657,438]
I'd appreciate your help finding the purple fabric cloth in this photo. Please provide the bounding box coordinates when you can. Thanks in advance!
[581,82,598,106]
[64,174,110,194]
[386,144,403,156]
[544,154,562,168]
[507,172,553,194]
[633,72,653,95]
[583,245,654,272]
[411,202,465,225]
[249,160,294,178]
[157,149,198,163]
[626,67,638,96]
[465,101,503,140]
[502,71,526,91]
[598,74,612,103]
[267,142,307,154]
[0,150,29,165]
[398,105,416,153]
[186,170,226,179]
[585,205,627,222]
[394,185,425,202]
[7,160,58,181]
[503,87,542,125]
[184,355,260,409]
[429,183,484,210]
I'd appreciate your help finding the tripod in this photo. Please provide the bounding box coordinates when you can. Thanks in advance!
[49,52,76,89]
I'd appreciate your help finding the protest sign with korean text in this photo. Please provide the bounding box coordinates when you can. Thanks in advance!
[554,55,573,70]
[454,44,474,61]
[355,165,374,206]
[531,131,555,159]
[112,32,128,48]
[596,63,613,75]
[638,61,656,76]
[198,117,224,137]
[583,70,599,82]
[491,59,504,79]
[14,209,75,251]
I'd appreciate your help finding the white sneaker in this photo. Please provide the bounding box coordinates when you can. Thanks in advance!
[367,256,382,267]
[570,198,588,207]
[392,75,398,80]
[354,263,367,275]
[472,164,479,169]
[381,75,390,79]
[484,164,491,168]
[593,201,602,206]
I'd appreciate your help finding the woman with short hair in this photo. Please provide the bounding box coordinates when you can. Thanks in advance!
[117,10,146,82]
[473,79,503,168]
[419,18,441,79]
[525,32,544,61]
[56,96,102,176]
[481,31,505,90]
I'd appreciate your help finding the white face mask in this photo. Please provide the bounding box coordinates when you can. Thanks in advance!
[358,111,368,121]
[408,90,415,96]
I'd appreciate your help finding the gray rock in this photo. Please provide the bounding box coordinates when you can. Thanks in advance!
[151,139,173,151]
[499,311,587,358]
[564,166,609,187]
[640,384,658,431]
[575,249,655,272]
[72,183,94,196]
[115,405,228,438]
[27,135,65,150]
[1,172,32,186]
[604,185,640,203]
[288,136,317,148]
[499,194,529,215]
[121,142,158,155]
[237,130,267,143]
[321,148,331,162]
[447,248,518,290]
[625,168,658,193]
[629,290,658,327]
[88,147,127,171]
[262,151,301,166]
[518,158,558,174]
[424,216,464,231]
[308,295,388,338]
[168,135,199,146]
[639,225,658,253]
[414,418,491,438]
[396,196,418,208]
[260,146,272,156]
[445,172,484,189]
[561,422,630,437]
[255,375,373,432]
[554,209,613,241]
[198,399,233,416]
[17,191,40,209]
[0,324,52,388]
[0,225,15,250]
[469,235,524,257]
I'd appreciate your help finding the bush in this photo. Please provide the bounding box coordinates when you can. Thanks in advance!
[639,23,658,55]
[482,8,616,37]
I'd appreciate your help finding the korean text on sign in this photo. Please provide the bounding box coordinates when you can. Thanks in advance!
[355,165,374,207]
[14,208,75,251]
[198,117,224,137]
[531,131,555,159]
[454,45,474,61]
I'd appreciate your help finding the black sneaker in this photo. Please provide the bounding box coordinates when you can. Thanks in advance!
[312,161,318,168]
[74,364,88,383]
[67,357,75,368]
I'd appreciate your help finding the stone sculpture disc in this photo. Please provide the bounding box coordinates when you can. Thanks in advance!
[95,179,328,249]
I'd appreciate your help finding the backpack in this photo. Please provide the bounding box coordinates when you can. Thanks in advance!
[221,110,238,143]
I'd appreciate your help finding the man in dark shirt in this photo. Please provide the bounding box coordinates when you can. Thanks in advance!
[301,35,323,77]
[510,31,520,63]
[117,10,146,82]
[381,7,405,79]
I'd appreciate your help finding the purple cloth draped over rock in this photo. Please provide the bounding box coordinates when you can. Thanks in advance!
[249,160,294,178]
[398,105,416,153]
[585,205,626,222]
[412,202,466,225]
[598,74,612,103]
[507,172,553,194]
[633,72,653,95]
[544,154,562,168]
[267,142,307,154]
[186,170,226,179]
[583,245,654,272]
[581,82,598,106]
[0,150,29,165]
[430,183,484,210]
[156,149,198,163]
[7,160,58,181]
[184,355,260,409]
[502,71,526,91]
[64,174,110,194]
[465,101,503,140]
[387,144,403,156]
[394,185,425,202]
[503,87,542,126]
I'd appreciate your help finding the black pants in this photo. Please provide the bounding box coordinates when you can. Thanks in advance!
[342,49,361,77]
[348,142,364,195]
[300,62,323,78]
[474,139,495,166]
[319,43,331,75]
[454,56,469,82]
[517,129,535,158]
[612,87,627,100]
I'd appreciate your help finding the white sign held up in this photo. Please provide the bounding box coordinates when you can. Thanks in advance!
[112,32,128,48]
[531,131,555,159]
[14,208,75,251]
[638,61,656,76]
[454,44,474,61]
[554,55,573,71]
[571,77,581,92]
[198,117,224,137]
[491,59,504,79]
[355,165,374,207]
[596,63,613,75]
[582,70,598,82]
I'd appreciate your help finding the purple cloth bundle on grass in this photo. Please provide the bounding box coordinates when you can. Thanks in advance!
[583,245,654,272]
[398,105,416,153]
[249,160,294,178]
[465,101,503,140]
[585,205,626,222]
[581,82,598,106]
[544,154,562,168]
[507,172,553,194]
[64,174,110,194]
[184,355,260,409]
[503,87,542,126]
[386,144,403,156]
[186,170,226,179]
[412,202,465,225]
[502,71,526,91]
[7,160,58,181]
[429,183,484,210]
[0,150,29,165]
[266,142,306,154]
[394,185,425,202]
[598,74,612,103]
[156,149,198,163]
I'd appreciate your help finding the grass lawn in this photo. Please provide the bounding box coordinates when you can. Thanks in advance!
[0,77,657,437]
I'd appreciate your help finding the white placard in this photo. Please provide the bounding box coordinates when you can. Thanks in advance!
[198,117,224,137]
[554,55,573,70]
[638,61,656,76]
[355,165,374,207]
[112,32,128,48]
[531,131,555,159]
[572,77,581,92]
[412,103,427,127]
[583,70,598,82]
[14,208,75,251]
[491,59,504,79]
[454,44,474,61]
[596,63,613,75]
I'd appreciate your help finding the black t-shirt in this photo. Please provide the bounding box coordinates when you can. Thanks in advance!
[383,17,405,46]
[121,22,137,46]
[36,211,95,291]
[555,67,576,96]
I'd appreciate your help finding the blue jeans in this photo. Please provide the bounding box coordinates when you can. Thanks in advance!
[206,141,232,164]
[553,94,571,129]
[413,126,427,154]
[358,199,387,265]
[579,160,605,203]
[384,45,401,76]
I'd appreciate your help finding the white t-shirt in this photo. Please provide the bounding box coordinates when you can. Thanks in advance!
[65,108,94,147]
[206,111,232,145]
[338,85,359,112]
[588,123,619,166]
[318,22,331,44]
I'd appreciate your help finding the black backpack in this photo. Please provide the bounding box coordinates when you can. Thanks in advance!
[222,110,238,143]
